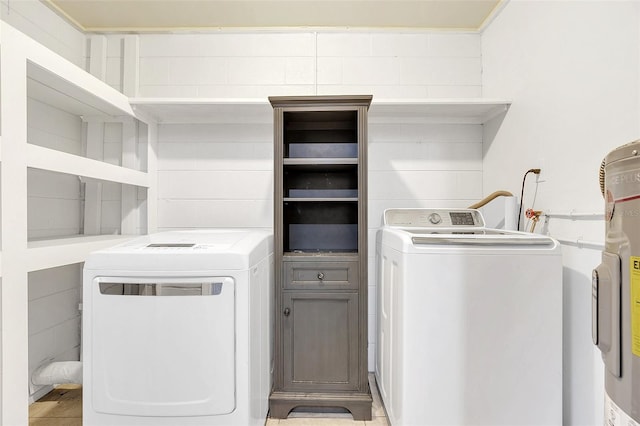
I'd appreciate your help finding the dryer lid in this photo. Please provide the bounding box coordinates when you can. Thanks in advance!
[84,229,273,271]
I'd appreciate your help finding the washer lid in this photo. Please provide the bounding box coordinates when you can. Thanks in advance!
[379,209,559,251]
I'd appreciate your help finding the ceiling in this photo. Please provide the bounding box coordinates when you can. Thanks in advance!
[43,0,504,33]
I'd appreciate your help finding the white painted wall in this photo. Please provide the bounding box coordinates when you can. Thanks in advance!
[157,122,274,229]
[481,1,640,425]
[125,31,481,98]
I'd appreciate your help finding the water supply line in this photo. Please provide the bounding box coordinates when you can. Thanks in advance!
[525,209,543,233]
[467,190,514,209]
[517,168,541,231]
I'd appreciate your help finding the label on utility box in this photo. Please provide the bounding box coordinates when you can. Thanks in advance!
[630,257,640,357]
[605,392,639,426]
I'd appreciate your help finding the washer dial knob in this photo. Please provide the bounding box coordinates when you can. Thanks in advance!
[428,213,442,225]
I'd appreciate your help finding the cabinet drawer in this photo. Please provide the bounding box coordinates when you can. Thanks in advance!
[284,261,358,290]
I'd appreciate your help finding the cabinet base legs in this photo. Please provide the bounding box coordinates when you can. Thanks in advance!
[269,390,373,421]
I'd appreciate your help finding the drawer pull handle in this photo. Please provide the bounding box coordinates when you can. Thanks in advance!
[284,308,291,317]
[317,272,325,280]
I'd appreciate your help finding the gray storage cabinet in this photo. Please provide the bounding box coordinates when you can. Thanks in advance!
[269,95,373,420]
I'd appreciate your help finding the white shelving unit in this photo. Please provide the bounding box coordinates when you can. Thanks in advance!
[0,23,157,425]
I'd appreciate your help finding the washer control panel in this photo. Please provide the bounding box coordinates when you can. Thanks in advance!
[383,208,485,228]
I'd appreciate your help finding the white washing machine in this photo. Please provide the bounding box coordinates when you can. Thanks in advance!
[82,229,273,425]
[375,208,562,426]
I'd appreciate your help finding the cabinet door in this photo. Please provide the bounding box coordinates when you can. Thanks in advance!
[282,292,359,391]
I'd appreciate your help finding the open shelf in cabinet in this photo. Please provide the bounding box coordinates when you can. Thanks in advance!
[284,163,358,200]
[284,110,358,159]
[283,200,358,253]
[279,104,362,255]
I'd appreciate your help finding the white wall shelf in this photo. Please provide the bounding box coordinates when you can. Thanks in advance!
[26,44,133,120]
[27,235,132,272]
[27,144,150,187]
[130,97,511,125]
[369,99,511,124]
[0,236,133,277]
[130,98,272,123]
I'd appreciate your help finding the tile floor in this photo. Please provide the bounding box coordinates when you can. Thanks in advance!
[29,375,388,426]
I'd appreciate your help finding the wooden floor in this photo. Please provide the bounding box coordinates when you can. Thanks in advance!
[29,384,82,426]
[29,375,388,425]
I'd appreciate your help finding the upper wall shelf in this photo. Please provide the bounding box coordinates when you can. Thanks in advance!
[129,98,511,125]
[23,45,135,119]
[369,99,511,124]
[27,62,134,119]
[1,22,134,121]
[130,98,273,124]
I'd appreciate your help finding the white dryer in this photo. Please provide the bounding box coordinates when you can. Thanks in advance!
[82,229,273,425]
[375,209,562,426]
